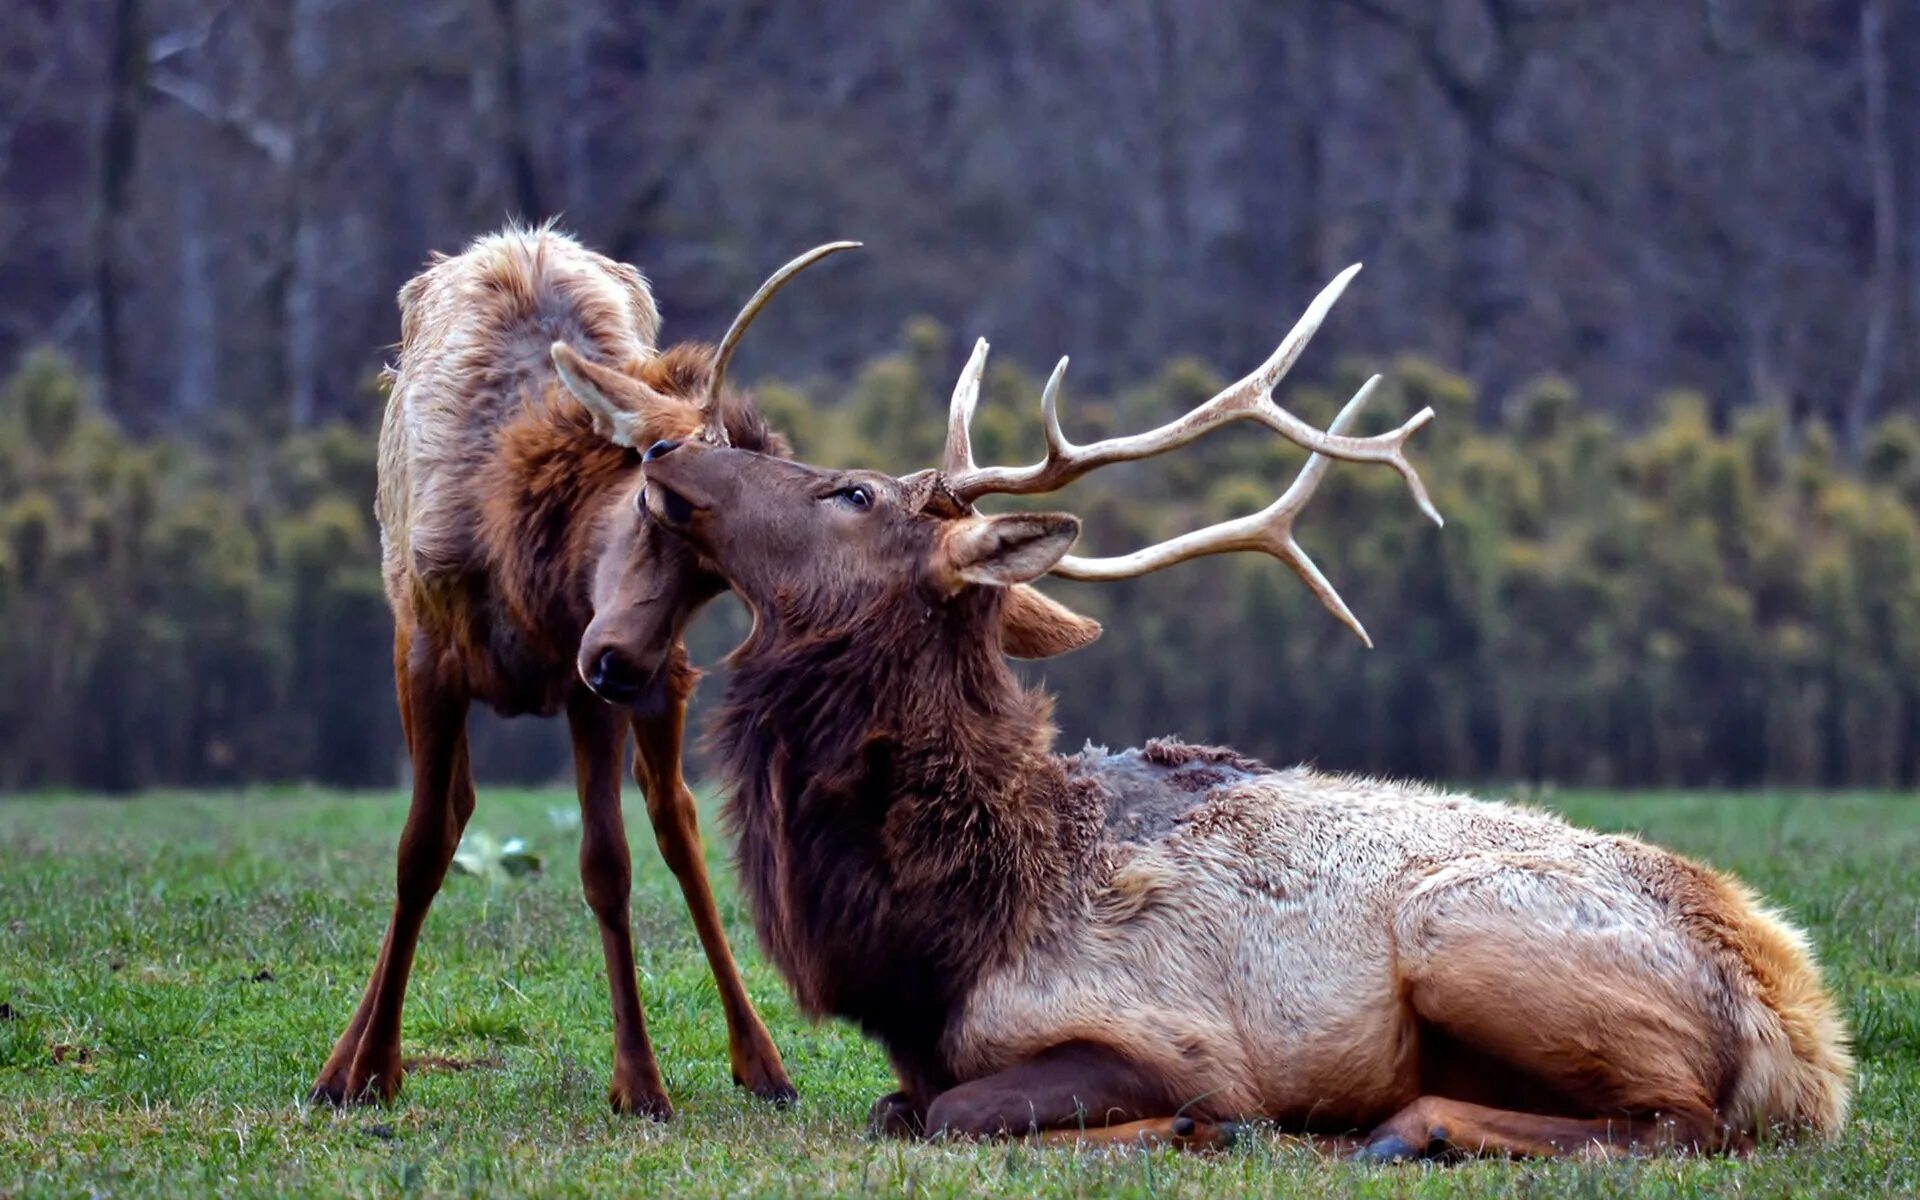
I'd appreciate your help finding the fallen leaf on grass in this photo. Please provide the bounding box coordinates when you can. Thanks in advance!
[450,831,542,882]
[50,1042,95,1065]
[402,1053,504,1074]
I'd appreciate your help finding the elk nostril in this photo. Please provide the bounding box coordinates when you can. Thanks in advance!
[589,649,642,698]
[643,438,680,463]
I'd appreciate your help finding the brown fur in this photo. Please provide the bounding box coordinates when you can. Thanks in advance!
[314,225,795,1117]
[714,569,1106,1103]
[642,439,1852,1156]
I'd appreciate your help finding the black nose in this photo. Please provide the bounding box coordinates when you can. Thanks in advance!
[643,439,680,462]
[586,648,645,702]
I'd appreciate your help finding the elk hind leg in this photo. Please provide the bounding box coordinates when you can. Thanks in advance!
[312,630,474,1105]
[1356,1096,1706,1162]
[1364,859,1729,1160]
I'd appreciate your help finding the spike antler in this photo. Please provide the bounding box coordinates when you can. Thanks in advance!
[939,264,1443,645]
[702,241,861,443]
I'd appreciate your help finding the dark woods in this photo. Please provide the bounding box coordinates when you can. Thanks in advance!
[1,1,1917,790]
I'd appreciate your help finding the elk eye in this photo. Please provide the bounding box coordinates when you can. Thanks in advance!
[833,485,874,511]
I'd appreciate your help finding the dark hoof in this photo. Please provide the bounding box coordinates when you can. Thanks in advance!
[729,1059,798,1105]
[735,1070,800,1107]
[1171,1116,1196,1137]
[609,1084,673,1122]
[1351,1133,1425,1164]
[308,1076,394,1108]
[756,1080,800,1107]
[1215,1120,1245,1150]
[866,1090,923,1139]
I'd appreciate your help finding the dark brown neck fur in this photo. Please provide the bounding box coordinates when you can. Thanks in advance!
[715,584,1103,1094]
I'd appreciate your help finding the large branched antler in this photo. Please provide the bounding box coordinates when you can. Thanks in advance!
[939,264,1443,645]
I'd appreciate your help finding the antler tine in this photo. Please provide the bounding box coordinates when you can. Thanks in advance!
[942,338,991,476]
[1039,354,1072,455]
[704,240,862,444]
[1051,375,1397,647]
[943,264,1442,528]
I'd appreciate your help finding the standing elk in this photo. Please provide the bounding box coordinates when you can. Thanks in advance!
[630,265,1853,1157]
[312,224,1099,1118]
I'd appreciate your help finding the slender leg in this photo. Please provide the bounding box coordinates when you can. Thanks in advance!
[920,1040,1224,1147]
[567,688,672,1119]
[312,633,472,1105]
[628,660,796,1103]
[1355,1096,1712,1161]
[1033,1117,1238,1150]
[311,630,418,1104]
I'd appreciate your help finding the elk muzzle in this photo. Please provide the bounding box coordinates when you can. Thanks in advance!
[578,637,672,717]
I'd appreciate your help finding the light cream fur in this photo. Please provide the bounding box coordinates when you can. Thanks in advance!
[377,222,660,605]
[947,768,1851,1139]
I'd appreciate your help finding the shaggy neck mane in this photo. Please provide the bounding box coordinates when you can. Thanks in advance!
[480,346,780,657]
[480,394,635,655]
[715,584,1101,1093]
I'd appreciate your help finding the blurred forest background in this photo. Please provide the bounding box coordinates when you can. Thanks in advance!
[2,0,1918,791]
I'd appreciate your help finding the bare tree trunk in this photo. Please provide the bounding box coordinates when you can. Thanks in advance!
[1144,0,1191,349]
[1290,0,1331,293]
[561,3,597,211]
[1336,0,1530,402]
[1848,0,1895,453]
[1238,0,1330,340]
[174,171,217,410]
[92,0,144,418]
[287,0,327,428]
[1454,103,1504,388]
[473,0,545,222]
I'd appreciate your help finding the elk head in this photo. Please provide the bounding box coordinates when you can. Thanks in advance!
[638,264,1442,653]
[554,243,1100,712]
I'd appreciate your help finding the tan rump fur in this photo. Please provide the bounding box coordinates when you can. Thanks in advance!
[1697,869,1852,1132]
[946,769,1851,1141]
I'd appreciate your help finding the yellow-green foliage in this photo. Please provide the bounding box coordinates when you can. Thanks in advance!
[2,336,1916,791]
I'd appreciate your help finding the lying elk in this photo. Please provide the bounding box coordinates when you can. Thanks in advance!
[632,265,1852,1157]
[312,224,1095,1117]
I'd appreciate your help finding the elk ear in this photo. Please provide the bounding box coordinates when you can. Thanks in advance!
[934,513,1081,591]
[1000,585,1102,658]
[551,342,667,448]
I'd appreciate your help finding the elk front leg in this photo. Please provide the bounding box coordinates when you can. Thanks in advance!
[311,633,473,1105]
[921,1040,1232,1149]
[629,666,796,1103]
[567,689,672,1119]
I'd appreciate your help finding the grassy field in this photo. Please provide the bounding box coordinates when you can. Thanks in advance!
[1,785,1916,1198]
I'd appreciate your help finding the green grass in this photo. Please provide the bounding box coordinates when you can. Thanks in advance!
[1,786,1916,1197]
